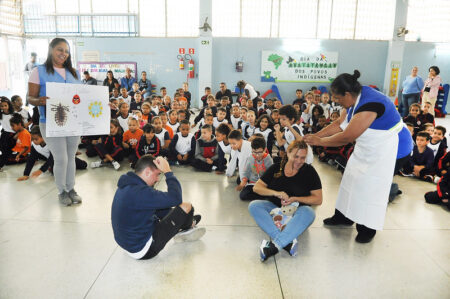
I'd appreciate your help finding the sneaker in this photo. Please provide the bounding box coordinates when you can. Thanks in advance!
[58,191,72,206]
[283,239,298,257]
[327,159,336,166]
[112,160,121,170]
[399,170,414,177]
[173,226,206,242]
[434,176,441,184]
[424,175,434,183]
[90,160,102,168]
[259,240,279,262]
[68,189,82,204]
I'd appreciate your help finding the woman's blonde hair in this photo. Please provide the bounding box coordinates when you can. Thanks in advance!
[274,140,308,178]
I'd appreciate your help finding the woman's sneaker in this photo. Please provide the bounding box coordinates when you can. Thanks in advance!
[90,160,103,168]
[68,189,82,204]
[259,240,279,262]
[58,191,72,206]
[283,239,298,257]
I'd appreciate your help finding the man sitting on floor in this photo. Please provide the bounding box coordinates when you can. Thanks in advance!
[111,155,205,260]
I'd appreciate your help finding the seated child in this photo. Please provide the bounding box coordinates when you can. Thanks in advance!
[117,102,130,132]
[131,124,161,168]
[400,131,434,181]
[270,109,280,126]
[428,125,447,174]
[168,120,196,165]
[312,115,327,134]
[265,98,274,115]
[417,101,434,131]
[191,125,219,172]
[229,104,242,130]
[226,130,252,185]
[243,110,257,140]
[195,113,215,139]
[167,110,180,133]
[91,119,124,170]
[152,116,170,156]
[256,98,267,118]
[122,118,144,160]
[254,114,274,156]
[130,92,143,112]
[158,111,174,139]
[141,102,154,124]
[110,98,119,119]
[18,125,87,181]
[215,123,231,174]
[213,107,228,129]
[0,113,31,170]
[129,82,140,99]
[238,107,249,131]
[177,109,187,122]
[119,87,131,105]
[238,137,273,200]
[403,103,421,137]
[423,123,434,136]
[192,107,213,129]
[11,95,32,128]
[424,151,450,210]
[319,93,331,119]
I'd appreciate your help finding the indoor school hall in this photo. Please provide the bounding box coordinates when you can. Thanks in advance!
[0,0,450,298]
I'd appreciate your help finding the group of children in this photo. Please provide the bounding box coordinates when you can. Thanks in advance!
[1,83,449,210]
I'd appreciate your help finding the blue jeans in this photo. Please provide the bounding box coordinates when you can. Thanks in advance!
[248,200,316,248]
[401,93,420,117]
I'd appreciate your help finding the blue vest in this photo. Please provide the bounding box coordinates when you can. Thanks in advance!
[347,86,413,159]
[37,64,80,123]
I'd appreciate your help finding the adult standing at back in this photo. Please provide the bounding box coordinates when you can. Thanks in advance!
[24,52,37,75]
[27,38,83,206]
[401,66,424,117]
[304,70,412,243]
[216,82,233,104]
[138,71,152,98]
[120,67,137,92]
[422,66,442,116]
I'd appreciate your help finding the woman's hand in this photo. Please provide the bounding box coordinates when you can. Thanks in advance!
[274,124,280,132]
[281,197,296,206]
[37,96,49,106]
[304,134,322,146]
[275,191,289,201]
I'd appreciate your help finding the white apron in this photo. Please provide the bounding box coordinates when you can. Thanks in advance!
[335,98,402,230]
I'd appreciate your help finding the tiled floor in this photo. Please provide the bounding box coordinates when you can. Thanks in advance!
[0,118,449,299]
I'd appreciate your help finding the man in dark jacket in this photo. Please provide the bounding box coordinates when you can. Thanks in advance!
[111,155,205,260]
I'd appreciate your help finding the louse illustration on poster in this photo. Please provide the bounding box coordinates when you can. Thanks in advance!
[46,82,110,137]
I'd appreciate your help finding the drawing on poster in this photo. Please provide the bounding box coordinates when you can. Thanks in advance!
[51,103,70,126]
[88,101,103,118]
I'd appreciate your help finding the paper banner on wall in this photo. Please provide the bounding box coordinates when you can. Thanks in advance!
[389,61,401,97]
[261,50,338,83]
[81,51,100,62]
[78,62,137,84]
[46,82,110,137]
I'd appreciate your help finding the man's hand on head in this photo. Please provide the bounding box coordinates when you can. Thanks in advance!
[154,157,171,174]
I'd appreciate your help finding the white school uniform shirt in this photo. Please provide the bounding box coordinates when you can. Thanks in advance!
[119,95,131,106]
[245,83,258,100]
[0,114,14,133]
[301,104,315,124]
[117,115,129,131]
[427,141,441,157]
[255,127,272,143]
[151,106,159,115]
[175,132,194,155]
[17,108,30,123]
[218,141,231,154]
[226,140,252,178]
[213,117,228,129]
[167,121,180,133]
[242,123,256,140]
[319,103,331,119]
[265,109,272,116]
[329,102,342,116]
[230,115,241,130]
[32,142,51,158]
[155,128,169,146]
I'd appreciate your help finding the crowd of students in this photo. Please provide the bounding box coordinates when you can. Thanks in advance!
[1,80,449,209]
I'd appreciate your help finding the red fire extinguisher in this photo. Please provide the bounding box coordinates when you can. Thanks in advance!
[188,58,194,79]
[177,55,184,70]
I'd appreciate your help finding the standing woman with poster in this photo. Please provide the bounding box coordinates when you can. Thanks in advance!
[27,38,82,206]
[304,71,412,243]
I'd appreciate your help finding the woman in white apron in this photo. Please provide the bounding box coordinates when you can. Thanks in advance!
[304,70,412,243]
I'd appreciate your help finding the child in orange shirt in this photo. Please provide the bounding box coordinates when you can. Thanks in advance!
[0,113,30,170]
[122,118,144,160]
[141,102,153,124]
[158,111,174,139]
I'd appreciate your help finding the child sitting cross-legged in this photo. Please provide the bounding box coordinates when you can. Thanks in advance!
[18,125,87,181]
[238,136,273,201]
[91,119,124,171]
[122,117,144,162]
[152,116,170,156]
[400,131,434,181]
[194,113,215,139]
[130,124,161,168]
[191,124,219,172]
[168,119,196,165]
[0,113,31,171]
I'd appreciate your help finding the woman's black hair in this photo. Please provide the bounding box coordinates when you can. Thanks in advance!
[11,95,21,103]
[255,114,274,129]
[330,70,362,96]
[278,105,298,122]
[143,123,155,133]
[9,113,24,127]
[44,38,78,79]
[30,125,42,136]
[0,96,14,118]
[110,119,123,135]
[107,70,115,79]
[429,66,440,75]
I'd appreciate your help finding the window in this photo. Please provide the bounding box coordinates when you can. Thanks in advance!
[241,0,271,38]
[212,0,240,37]
[0,0,23,35]
[139,0,166,37]
[406,0,450,42]
[355,0,396,40]
[167,0,199,37]
[330,0,357,39]
[279,0,318,39]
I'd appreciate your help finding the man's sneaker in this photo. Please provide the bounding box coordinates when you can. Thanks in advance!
[90,160,102,168]
[283,239,298,257]
[259,240,279,262]
[58,191,72,206]
[68,189,82,204]
[112,160,121,170]
[399,170,414,177]
[212,166,217,170]
[173,226,206,242]
[434,176,441,184]
[424,175,434,183]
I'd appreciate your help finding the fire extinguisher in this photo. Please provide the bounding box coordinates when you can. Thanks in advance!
[188,56,194,79]
[177,54,184,70]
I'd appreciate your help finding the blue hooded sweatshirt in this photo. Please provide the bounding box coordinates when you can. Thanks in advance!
[111,171,182,253]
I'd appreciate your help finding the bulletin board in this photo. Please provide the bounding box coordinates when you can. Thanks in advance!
[78,62,137,84]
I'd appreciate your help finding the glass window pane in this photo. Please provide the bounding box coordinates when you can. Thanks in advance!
[317,0,332,39]
[56,0,79,14]
[406,0,450,42]
[355,0,396,40]
[270,0,279,37]
[212,0,240,37]
[79,0,91,14]
[92,0,128,13]
[279,0,318,39]
[330,0,356,39]
[140,0,166,37]
[241,0,271,38]
[167,0,199,37]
